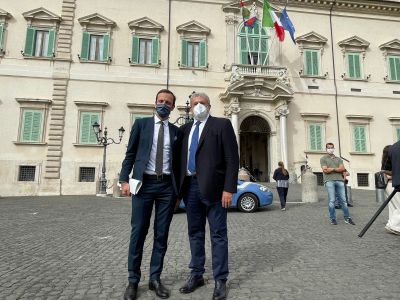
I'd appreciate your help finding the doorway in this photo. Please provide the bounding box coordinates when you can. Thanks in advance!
[240,116,271,182]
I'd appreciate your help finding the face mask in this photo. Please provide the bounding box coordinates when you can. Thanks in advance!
[327,148,335,154]
[156,104,171,118]
[193,103,209,121]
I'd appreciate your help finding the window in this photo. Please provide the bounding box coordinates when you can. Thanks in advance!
[79,167,95,182]
[131,113,152,125]
[347,53,362,79]
[357,173,369,187]
[313,172,324,186]
[353,125,367,152]
[304,50,319,76]
[308,123,324,151]
[18,166,36,181]
[80,32,109,62]
[181,40,206,68]
[388,56,400,81]
[20,109,43,142]
[23,27,55,58]
[238,23,268,65]
[79,112,100,144]
[131,36,159,65]
[0,23,4,53]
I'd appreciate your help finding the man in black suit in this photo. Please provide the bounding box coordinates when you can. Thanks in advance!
[384,140,400,189]
[119,89,181,300]
[178,92,239,300]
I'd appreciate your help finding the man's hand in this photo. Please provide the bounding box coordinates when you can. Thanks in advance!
[221,191,233,208]
[121,182,131,196]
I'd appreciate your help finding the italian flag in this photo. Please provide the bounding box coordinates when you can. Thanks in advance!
[262,0,285,42]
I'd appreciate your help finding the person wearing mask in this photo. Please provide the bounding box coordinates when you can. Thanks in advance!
[119,89,182,300]
[178,92,239,300]
[272,161,289,211]
[320,143,355,226]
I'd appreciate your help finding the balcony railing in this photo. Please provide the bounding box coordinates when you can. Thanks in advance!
[232,64,287,78]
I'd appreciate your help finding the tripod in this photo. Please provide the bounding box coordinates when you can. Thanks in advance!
[358,187,400,238]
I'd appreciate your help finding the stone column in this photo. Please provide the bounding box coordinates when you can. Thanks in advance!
[276,106,289,168]
[224,15,238,68]
[230,99,240,144]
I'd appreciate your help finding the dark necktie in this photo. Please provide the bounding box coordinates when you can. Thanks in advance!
[155,121,164,176]
[188,121,201,173]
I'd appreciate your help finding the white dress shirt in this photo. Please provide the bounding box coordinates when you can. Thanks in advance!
[187,115,210,175]
[145,115,171,175]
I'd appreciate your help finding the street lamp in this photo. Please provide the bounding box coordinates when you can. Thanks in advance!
[173,91,195,125]
[92,122,125,196]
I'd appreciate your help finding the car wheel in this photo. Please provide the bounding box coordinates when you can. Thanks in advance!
[238,193,258,213]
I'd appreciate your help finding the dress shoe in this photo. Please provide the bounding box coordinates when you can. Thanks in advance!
[179,275,205,294]
[149,279,170,299]
[124,282,138,300]
[212,280,227,300]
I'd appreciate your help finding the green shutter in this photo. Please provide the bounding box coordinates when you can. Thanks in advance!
[47,29,56,57]
[102,34,110,61]
[305,51,312,75]
[89,113,99,144]
[181,40,188,67]
[80,112,100,144]
[397,127,400,141]
[80,32,90,60]
[0,24,4,51]
[152,37,159,65]
[131,36,139,64]
[312,51,319,76]
[389,57,397,80]
[21,110,42,142]
[348,54,355,78]
[354,126,367,152]
[394,57,400,81]
[354,54,361,78]
[240,36,248,64]
[24,27,36,56]
[199,40,206,68]
[315,124,322,150]
[309,124,316,150]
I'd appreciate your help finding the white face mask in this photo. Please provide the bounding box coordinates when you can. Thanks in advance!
[193,103,209,121]
[327,148,335,155]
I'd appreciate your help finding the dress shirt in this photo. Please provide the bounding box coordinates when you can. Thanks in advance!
[187,115,209,175]
[145,115,171,175]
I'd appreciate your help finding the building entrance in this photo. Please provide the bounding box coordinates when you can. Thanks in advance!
[239,116,271,182]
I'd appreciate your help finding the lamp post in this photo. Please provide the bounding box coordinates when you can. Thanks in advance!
[173,91,194,125]
[92,122,125,196]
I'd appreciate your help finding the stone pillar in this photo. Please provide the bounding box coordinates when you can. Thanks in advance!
[231,100,240,144]
[302,169,318,203]
[224,15,238,69]
[276,106,289,168]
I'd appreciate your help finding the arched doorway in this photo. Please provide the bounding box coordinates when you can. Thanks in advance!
[240,116,271,182]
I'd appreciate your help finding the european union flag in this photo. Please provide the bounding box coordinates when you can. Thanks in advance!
[280,8,296,44]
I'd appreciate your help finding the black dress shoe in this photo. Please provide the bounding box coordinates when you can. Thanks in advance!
[179,275,205,294]
[212,280,227,300]
[149,279,170,299]
[124,282,138,300]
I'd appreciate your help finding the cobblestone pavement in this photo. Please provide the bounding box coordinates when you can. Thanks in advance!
[1,187,400,300]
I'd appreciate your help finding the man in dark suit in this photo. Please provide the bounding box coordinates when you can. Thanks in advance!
[119,89,181,300]
[178,92,239,300]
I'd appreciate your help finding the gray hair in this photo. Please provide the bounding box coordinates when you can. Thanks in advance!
[190,92,211,105]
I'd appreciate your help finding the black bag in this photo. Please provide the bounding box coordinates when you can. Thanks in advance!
[375,171,387,189]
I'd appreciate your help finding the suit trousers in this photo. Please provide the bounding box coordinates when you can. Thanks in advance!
[184,176,229,281]
[128,177,175,284]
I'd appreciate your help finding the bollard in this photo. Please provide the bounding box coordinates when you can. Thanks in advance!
[374,171,386,203]
[301,169,319,203]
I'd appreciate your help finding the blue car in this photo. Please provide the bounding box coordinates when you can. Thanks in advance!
[178,180,273,213]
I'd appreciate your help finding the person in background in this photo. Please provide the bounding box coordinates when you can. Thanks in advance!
[273,161,290,211]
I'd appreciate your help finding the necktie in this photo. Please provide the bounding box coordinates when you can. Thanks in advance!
[155,121,164,176]
[188,121,201,174]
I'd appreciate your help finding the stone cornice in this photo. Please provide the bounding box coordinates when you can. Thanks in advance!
[269,0,400,16]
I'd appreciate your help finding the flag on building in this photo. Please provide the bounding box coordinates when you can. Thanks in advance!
[241,0,258,27]
[281,8,296,44]
[262,0,285,42]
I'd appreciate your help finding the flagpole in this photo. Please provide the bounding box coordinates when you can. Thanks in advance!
[262,29,276,66]
[257,22,262,65]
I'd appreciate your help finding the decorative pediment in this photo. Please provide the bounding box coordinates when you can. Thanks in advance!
[128,17,164,36]
[379,39,400,55]
[0,8,12,23]
[295,32,327,49]
[338,36,370,52]
[176,20,210,36]
[222,0,280,13]
[78,13,116,29]
[23,7,61,22]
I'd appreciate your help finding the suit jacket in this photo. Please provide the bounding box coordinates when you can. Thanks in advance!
[119,117,182,194]
[385,141,400,188]
[178,116,239,202]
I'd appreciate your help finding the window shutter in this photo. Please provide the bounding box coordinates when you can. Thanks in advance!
[348,54,355,78]
[354,54,361,78]
[353,126,361,152]
[389,57,396,80]
[305,51,312,75]
[131,35,139,64]
[80,32,90,60]
[181,40,188,67]
[0,24,4,50]
[31,111,43,142]
[24,27,36,56]
[359,126,366,152]
[102,34,110,62]
[312,51,319,76]
[315,124,322,150]
[22,111,34,142]
[309,124,316,150]
[240,36,248,64]
[47,29,56,58]
[199,40,206,68]
[395,57,400,81]
[151,37,159,65]
[354,126,367,152]
[89,113,99,144]
[79,112,92,143]
[397,128,400,141]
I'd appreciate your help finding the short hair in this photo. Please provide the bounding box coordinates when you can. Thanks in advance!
[326,142,334,148]
[190,92,211,106]
[156,89,176,105]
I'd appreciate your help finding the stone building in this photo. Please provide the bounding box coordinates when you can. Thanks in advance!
[0,0,399,196]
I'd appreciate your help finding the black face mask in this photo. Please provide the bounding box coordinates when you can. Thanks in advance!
[156,104,171,118]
